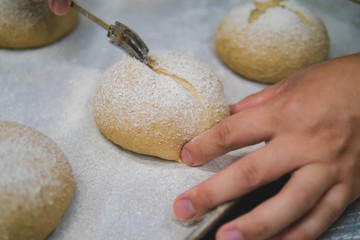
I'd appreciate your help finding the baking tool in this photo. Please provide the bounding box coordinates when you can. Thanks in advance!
[71,1,149,64]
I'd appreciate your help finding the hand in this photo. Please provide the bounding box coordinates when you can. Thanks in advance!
[32,0,72,16]
[173,53,360,240]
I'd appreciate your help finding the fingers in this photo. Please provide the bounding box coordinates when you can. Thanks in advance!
[270,184,349,240]
[181,70,293,166]
[229,80,288,115]
[175,137,304,221]
[181,105,275,166]
[215,163,336,240]
[48,0,72,15]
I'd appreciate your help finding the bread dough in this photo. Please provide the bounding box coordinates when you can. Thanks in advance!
[215,0,330,83]
[93,51,230,162]
[0,122,74,240]
[0,0,78,49]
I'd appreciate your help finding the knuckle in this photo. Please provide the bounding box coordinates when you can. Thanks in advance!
[236,160,262,187]
[293,186,315,210]
[294,188,311,206]
[191,184,216,211]
[276,95,301,117]
[323,192,347,220]
[216,121,233,149]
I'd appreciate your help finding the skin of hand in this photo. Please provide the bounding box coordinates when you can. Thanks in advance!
[32,0,72,15]
[174,53,360,240]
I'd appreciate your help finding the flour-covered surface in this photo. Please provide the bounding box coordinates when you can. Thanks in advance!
[0,0,359,239]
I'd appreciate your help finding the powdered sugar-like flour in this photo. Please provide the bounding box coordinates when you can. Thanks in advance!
[0,0,359,239]
[0,122,73,222]
[0,0,45,29]
[93,51,229,161]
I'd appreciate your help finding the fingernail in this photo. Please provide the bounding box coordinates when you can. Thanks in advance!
[218,229,244,240]
[229,103,235,109]
[228,105,236,114]
[229,104,238,114]
[175,199,195,220]
[181,149,193,166]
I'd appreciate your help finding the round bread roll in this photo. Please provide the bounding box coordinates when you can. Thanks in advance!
[0,121,74,240]
[0,0,77,49]
[215,0,330,83]
[93,51,230,162]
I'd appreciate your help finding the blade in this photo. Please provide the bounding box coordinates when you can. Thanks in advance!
[108,21,149,64]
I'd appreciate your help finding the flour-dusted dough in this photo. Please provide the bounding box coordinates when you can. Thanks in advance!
[0,122,74,240]
[215,0,330,83]
[93,51,230,162]
[0,0,77,49]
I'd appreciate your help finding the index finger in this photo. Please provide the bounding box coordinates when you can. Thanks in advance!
[181,105,276,166]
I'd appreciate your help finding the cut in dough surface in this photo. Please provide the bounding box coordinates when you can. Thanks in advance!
[215,0,330,83]
[0,0,77,49]
[0,121,74,240]
[93,51,230,162]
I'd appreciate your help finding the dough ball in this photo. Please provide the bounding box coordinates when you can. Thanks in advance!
[0,122,74,240]
[93,51,230,162]
[0,0,77,49]
[215,0,330,83]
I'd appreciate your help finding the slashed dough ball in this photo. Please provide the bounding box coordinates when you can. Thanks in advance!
[215,0,330,83]
[0,122,74,240]
[0,0,77,49]
[93,51,230,162]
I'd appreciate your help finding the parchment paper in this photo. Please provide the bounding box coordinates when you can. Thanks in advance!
[0,0,359,239]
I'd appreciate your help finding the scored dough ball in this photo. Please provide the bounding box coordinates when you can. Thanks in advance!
[0,0,77,49]
[93,51,230,162]
[215,0,330,83]
[0,122,74,240]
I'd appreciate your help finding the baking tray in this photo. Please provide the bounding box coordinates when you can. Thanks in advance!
[0,0,359,239]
